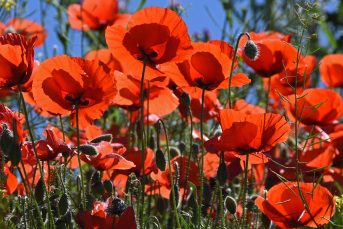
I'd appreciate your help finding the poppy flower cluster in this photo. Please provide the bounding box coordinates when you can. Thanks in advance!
[0,3,341,229]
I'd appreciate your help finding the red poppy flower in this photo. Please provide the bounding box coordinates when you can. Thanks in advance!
[146,156,199,199]
[319,54,343,88]
[165,42,250,91]
[0,33,35,89]
[205,109,291,155]
[106,6,192,78]
[264,54,316,100]
[284,88,343,126]
[113,71,179,117]
[243,39,315,79]
[255,182,335,229]
[0,18,47,47]
[85,48,123,72]
[33,128,73,161]
[68,0,119,30]
[76,200,137,229]
[32,55,117,128]
[81,141,135,171]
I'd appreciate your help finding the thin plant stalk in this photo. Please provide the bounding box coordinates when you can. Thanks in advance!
[240,153,249,228]
[139,56,148,228]
[158,119,181,229]
[227,32,251,108]
[18,85,52,228]
[75,102,86,208]
[265,77,271,112]
[293,28,319,228]
[198,87,206,227]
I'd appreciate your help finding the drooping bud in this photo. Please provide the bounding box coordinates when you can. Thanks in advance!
[90,134,113,143]
[79,144,99,156]
[191,143,199,156]
[243,39,259,61]
[180,92,191,107]
[155,149,166,171]
[58,193,69,216]
[224,195,237,214]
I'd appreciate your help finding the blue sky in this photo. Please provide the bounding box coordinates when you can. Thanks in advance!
[26,0,229,58]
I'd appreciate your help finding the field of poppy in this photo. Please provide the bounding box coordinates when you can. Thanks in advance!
[0,0,343,228]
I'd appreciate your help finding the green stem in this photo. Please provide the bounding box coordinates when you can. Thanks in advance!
[139,56,148,228]
[198,87,206,227]
[227,32,251,108]
[75,102,86,208]
[241,153,249,228]
[158,119,181,229]
[18,85,49,228]
[293,28,319,228]
[183,107,194,207]
[265,77,271,112]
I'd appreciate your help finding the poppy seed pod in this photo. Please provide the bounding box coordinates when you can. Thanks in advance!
[106,197,127,216]
[243,39,259,61]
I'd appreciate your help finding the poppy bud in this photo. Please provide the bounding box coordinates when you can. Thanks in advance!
[224,195,237,214]
[58,193,69,216]
[217,161,227,186]
[178,142,186,153]
[106,197,127,216]
[155,149,166,171]
[79,144,99,156]
[91,171,104,195]
[156,197,166,214]
[180,92,191,107]
[90,134,113,143]
[103,180,113,194]
[0,123,21,166]
[243,39,259,61]
[191,143,199,155]
[35,178,45,204]
[0,123,13,150]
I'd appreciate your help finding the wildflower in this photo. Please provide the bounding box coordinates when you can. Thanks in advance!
[0,33,35,90]
[0,18,47,47]
[255,182,335,228]
[319,54,343,88]
[105,6,192,78]
[31,55,117,128]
